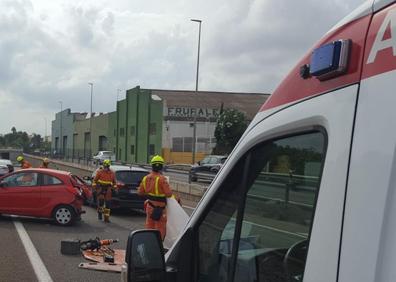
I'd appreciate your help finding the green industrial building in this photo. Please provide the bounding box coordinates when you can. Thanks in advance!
[112,87,162,163]
[52,86,163,164]
[52,86,269,164]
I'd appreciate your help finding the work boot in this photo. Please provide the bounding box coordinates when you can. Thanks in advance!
[104,215,110,223]
[104,208,110,223]
[97,207,103,220]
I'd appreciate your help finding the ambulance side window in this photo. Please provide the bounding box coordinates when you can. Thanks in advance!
[197,131,326,282]
[198,156,246,282]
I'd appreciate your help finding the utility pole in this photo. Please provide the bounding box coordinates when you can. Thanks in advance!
[59,101,63,157]
[88,82,93,159]
[44,117,47,142]
[117,88,122,102]
[191,19,202,165]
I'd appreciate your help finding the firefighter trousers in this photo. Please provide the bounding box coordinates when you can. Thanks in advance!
[144,203,167,240]
[97,197,111,222]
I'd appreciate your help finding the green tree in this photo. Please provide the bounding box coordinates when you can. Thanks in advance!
[213,108,248,155]
[0,128,50,153]
[30,134,42,150]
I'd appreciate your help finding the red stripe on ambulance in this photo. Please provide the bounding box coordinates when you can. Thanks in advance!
[261,15,372,111]
[363,5,396,79]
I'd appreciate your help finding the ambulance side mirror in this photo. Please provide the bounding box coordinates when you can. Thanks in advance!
[125,230,166,282]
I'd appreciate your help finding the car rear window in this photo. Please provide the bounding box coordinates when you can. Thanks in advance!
[42,173,63,185]
[71,175,85,185]
[116,171,148,184]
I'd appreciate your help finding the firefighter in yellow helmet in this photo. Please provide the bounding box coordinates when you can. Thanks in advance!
[138,155,174,240]
[17,156,32,169]
[93,159,116,223]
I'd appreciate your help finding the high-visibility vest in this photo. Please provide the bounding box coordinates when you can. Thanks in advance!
[142,176,166,198]
[96,179,114,186]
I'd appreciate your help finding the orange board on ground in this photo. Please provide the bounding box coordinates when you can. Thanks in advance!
[79,249,126,273]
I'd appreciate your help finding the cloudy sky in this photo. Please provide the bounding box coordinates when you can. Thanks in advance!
[0,0,364,136]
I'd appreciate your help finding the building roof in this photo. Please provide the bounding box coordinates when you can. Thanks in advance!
[150,89,270,119]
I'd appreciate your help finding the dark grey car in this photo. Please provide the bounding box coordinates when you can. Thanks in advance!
[87,165,149,210]
[189,155,227,182]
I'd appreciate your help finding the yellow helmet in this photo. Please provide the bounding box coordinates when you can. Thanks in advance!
[17,156,24,162]
[150,155,164,165]
[103,159,111,167]
[43,158,49,163]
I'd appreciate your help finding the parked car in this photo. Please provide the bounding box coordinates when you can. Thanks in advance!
[0,168,91,226]
[0,159,14,174]
[189,155,227,182]
[86,165,149,210]
[0,165,9,177]
[92,151,116,163]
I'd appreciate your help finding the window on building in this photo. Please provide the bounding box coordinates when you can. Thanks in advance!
[149,144,155,155]
[198,138,209,143]
[130,126,136,136]
[120,128,125,137]
[55,137,59,151]
[197,138,210,152]
[183,137,193,152]
[172,137,194,152]
[98,136,108,151]
[172,137,183,152]
[130,145,135,155]
[149,123,156,135]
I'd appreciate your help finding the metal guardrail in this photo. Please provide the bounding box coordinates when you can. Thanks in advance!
[27,152,319,193]
[190,170,319,191]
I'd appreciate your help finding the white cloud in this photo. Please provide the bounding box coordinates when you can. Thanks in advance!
[0,0,364,135]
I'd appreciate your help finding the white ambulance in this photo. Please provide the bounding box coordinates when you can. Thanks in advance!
[124,1,396,281]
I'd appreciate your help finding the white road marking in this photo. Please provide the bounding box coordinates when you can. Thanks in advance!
[13,221,53,282]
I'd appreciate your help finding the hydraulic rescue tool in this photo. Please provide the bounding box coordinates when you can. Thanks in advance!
[80,237,119,251]
[80,237,119,263]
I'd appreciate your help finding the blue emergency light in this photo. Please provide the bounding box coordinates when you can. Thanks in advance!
[309,39,351,81]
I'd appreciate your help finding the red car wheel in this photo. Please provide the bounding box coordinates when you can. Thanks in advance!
[52,205,75,226]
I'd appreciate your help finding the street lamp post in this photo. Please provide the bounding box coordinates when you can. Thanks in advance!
[44,117,47,142]
[59,101,63,157]
[88,82,93,161]
[191,19,202,165]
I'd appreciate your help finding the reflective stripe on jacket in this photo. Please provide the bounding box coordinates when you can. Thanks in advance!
[93,169,116,187]
[138,172,173,206]
[142,175,165,197]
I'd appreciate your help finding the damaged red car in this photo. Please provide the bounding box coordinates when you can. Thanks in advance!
[0,168,91,226]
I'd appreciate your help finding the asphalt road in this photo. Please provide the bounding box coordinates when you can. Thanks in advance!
[0,201,196,282]
[0,206,146,282]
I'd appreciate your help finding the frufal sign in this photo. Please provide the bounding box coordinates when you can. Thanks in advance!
[167,107,220,118]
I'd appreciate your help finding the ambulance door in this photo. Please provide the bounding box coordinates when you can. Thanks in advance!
[165,85,358,282]
[339,3,396,282]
